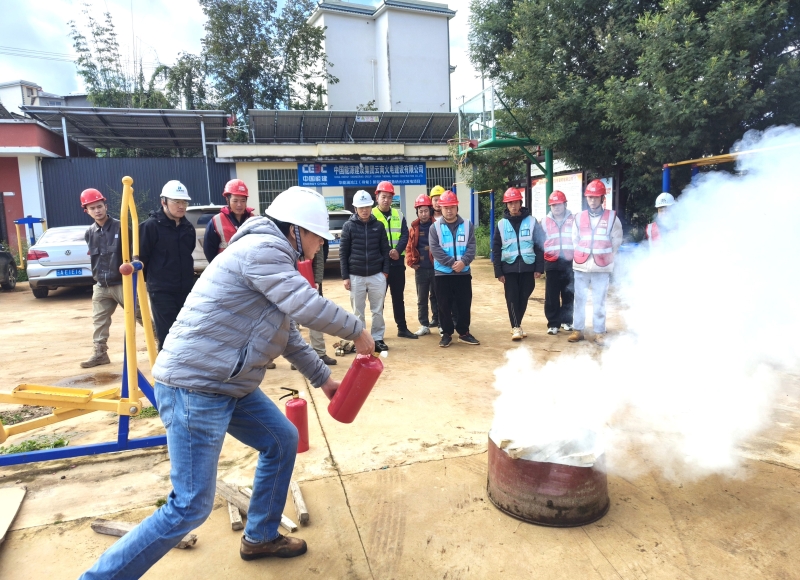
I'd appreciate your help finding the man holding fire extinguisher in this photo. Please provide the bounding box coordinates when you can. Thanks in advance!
[81,187,374,578]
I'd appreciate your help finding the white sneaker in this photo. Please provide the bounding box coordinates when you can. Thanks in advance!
[547,327,559,335]
[414,326,430,336]
[438,327,444,336]
[561,323,573,331]
[511,327,523,341]
[520,327,528,338]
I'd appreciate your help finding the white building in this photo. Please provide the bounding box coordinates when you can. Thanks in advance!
[309,0,456,112]
[0,80,43,116]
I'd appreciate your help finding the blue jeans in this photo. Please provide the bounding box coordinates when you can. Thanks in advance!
[81,382,298,579]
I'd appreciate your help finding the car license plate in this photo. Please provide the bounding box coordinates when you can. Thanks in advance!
[57,268,82,276]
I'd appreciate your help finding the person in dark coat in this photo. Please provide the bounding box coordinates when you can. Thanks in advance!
[492,188,545,340]
[139,180,196,349]
[340,189,391,352]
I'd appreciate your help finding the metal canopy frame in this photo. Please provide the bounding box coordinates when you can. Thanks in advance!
[20,106,228,150]
[248,110,457,144]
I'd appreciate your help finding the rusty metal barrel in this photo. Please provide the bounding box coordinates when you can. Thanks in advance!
[486,437,610,527]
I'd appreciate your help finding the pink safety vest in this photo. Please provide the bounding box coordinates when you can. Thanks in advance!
[543,214,575,261]
[645,222,660,243]
[572,210,616,267]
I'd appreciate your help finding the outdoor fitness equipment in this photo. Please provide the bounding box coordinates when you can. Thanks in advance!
[0,176,165,466]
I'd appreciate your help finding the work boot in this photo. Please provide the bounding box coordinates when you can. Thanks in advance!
[397,328,418,339]
[319,354,337,366]
[511,327,523,341]
[81,343,110,368]
[568,330,585,343]
[594,333,606,347]
[240,535,308,560]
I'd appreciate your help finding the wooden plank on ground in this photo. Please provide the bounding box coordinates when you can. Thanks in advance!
[228,501,244,531]
[90,519,197,549]
[216,479,250,513]
[0,486,26,544]
[238,485,297,532]
[290,481,310,525]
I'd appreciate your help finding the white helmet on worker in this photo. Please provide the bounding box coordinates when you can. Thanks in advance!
[161,180,191,201]
[352,190,374,208]
[265,186,333,240]
[655,192,675,208]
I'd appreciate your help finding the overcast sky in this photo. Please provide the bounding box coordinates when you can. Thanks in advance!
[0,0,482,111]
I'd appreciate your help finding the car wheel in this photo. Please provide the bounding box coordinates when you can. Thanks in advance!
[0,262,16,291]
[31,286,49,299]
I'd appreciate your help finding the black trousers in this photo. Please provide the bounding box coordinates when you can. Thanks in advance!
[503,272,536,327]
[385,265,408,331]
[434,274,472,336]
[544,268,575,328]
[149,290,191,349]
[414,267,439,326]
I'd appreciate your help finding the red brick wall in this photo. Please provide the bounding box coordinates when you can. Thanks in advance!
[0,157,22,249]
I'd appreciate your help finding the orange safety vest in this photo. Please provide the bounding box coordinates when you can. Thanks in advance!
[645,222,660,243]
[573,210,616,267]
[543,214,575,261]
[211,207,254,253]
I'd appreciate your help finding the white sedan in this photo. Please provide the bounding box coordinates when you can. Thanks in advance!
[26,226,93,298]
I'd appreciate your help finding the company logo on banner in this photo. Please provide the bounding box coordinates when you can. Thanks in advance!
[299,162,426,187]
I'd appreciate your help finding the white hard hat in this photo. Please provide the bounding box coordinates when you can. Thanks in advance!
[265,186,333,240]
[161,180,191,201]
[352,190,374,208]
[655,192,675,208]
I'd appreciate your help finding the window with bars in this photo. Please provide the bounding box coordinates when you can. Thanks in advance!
[426,167,455,194]
[257,169,298,213]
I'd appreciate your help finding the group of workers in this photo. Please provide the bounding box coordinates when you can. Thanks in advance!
[74,174,672,576]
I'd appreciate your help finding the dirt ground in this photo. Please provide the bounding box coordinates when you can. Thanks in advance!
[1,259,799,579]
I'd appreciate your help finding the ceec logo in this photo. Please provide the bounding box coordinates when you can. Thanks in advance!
[301,163,327,174]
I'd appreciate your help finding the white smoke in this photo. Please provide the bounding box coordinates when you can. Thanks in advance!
[491,125,800,481]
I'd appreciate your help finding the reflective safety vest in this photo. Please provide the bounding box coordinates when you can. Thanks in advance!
[498,216,535,264]
[645,222,660,243]
[573,210,616,267]
[212,208,253,253]
[433,218,471,274]
[543,213,575,262]
[373,207,405,256]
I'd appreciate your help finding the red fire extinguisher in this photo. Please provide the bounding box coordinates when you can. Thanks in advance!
[297,259,315,287]
[280,387,309,453]
[328,354,384,424]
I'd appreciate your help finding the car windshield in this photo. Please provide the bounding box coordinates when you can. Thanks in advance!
[329,215,350,230]
[38,228,86,244]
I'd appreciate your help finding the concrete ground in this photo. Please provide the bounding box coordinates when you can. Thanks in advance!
[1,259,799,579]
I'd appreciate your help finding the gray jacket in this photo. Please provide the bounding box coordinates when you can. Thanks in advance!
[153,217,365,398]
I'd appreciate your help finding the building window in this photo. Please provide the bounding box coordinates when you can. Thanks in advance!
[257,169,298,213]
[426,167,455,194]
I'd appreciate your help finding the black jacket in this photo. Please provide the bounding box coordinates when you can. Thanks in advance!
[492,207,545,277]
[139,207,196,294]
[339,213,390,279]
[85,217,128,287]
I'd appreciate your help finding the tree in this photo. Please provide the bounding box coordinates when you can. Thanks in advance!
[199,0,337,120]
[468,0,800,221]
[69,6,170,110]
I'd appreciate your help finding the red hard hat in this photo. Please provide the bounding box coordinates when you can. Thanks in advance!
[414,194,433,208]
[584,180,606,197]
[438,190,458,207]
[80,188,106,207]
[223,179,249,197]
[375,181,395,195]
[549,190,567,204]
[503,187,523,203]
